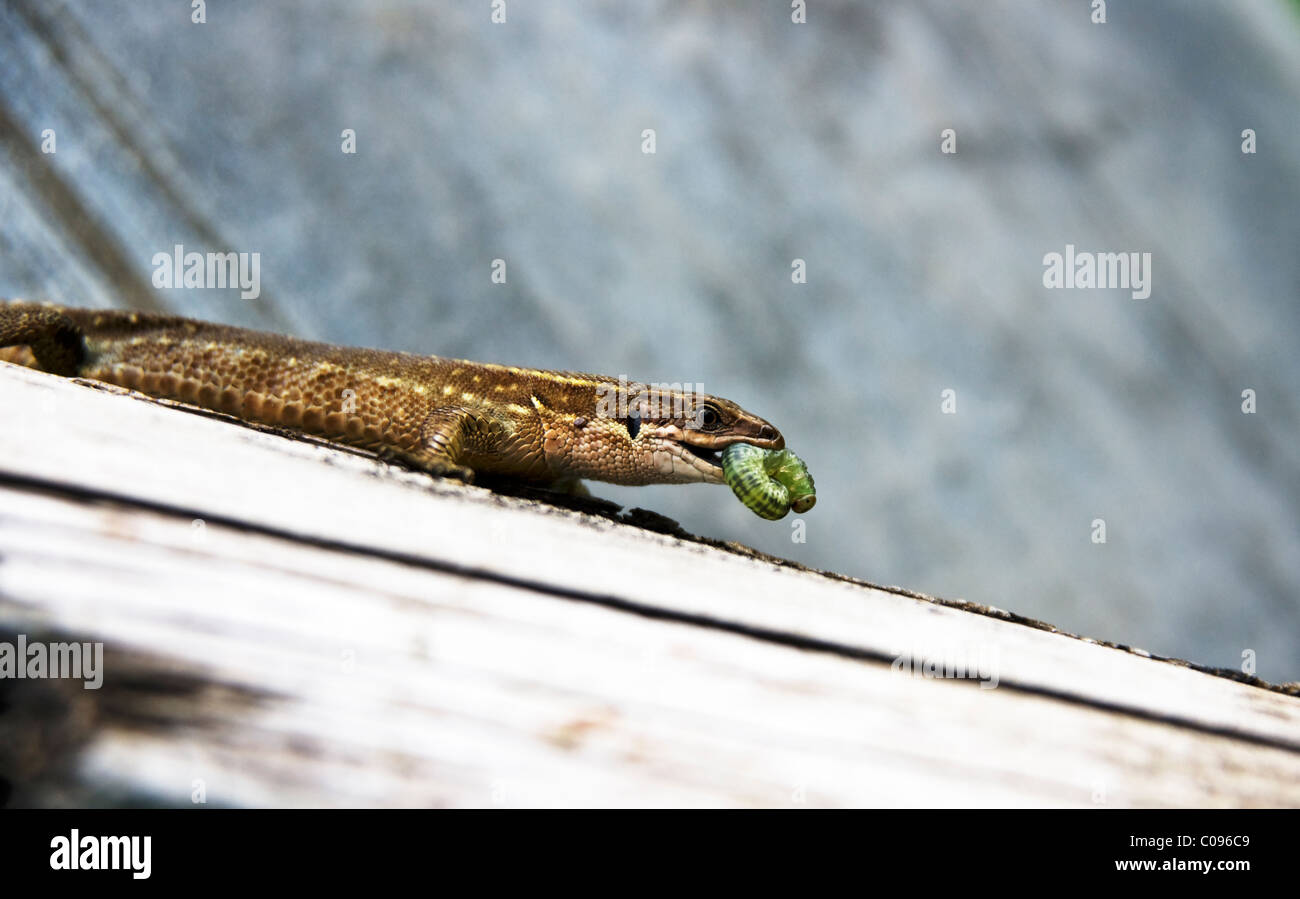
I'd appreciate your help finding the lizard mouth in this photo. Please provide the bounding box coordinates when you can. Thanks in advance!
[648,436,726,483]
[671,429,785,482]
[682,443,722,468]
[650,422,784,485]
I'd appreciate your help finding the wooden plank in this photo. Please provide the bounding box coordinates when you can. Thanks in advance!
[4,488,1298,808]
[3,364,1297,731]
[1,362,1298,806]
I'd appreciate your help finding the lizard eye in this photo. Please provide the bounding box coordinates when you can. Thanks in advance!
[625,411,641,439]
[699,405,723,431]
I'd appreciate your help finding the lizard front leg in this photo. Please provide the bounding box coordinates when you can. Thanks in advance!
[0,304,86,376]
[389,406,480,483]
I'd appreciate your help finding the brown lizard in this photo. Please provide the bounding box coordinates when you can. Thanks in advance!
[0,300,784,493]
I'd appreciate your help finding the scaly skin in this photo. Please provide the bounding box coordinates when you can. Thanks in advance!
[0,300,785,490]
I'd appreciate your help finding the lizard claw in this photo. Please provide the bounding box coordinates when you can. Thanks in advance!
[427,461,476,484]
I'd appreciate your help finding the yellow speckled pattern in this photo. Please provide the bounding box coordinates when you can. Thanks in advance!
[0,301,786,489]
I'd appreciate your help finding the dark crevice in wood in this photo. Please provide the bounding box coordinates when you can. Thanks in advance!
[50,376,1299,702]
[1,470,1297,758]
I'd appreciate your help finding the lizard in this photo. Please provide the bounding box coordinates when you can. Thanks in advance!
[0,300,786,496]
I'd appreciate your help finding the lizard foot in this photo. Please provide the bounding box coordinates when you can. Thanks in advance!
[425,461,476,484]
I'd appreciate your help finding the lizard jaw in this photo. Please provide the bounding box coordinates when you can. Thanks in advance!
[677,441,726,482]
[646,435,725,483]
[650,427,784,484]
[636,422,718,483]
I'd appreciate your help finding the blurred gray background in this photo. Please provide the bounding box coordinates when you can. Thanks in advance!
[1,0,1297,680]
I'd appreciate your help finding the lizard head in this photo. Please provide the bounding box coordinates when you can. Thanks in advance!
[583,383,784,485]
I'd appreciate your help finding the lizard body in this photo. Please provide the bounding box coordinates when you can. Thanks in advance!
[0,300,784,491]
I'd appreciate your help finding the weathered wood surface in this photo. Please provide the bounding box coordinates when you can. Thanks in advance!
[1,363,1297,807]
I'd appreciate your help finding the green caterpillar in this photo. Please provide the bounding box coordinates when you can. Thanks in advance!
[721,444,817,520]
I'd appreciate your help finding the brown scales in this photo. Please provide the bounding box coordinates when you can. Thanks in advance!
[0,300,784,490]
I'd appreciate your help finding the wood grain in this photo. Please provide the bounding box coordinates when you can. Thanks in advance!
[2,362,1298,807]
